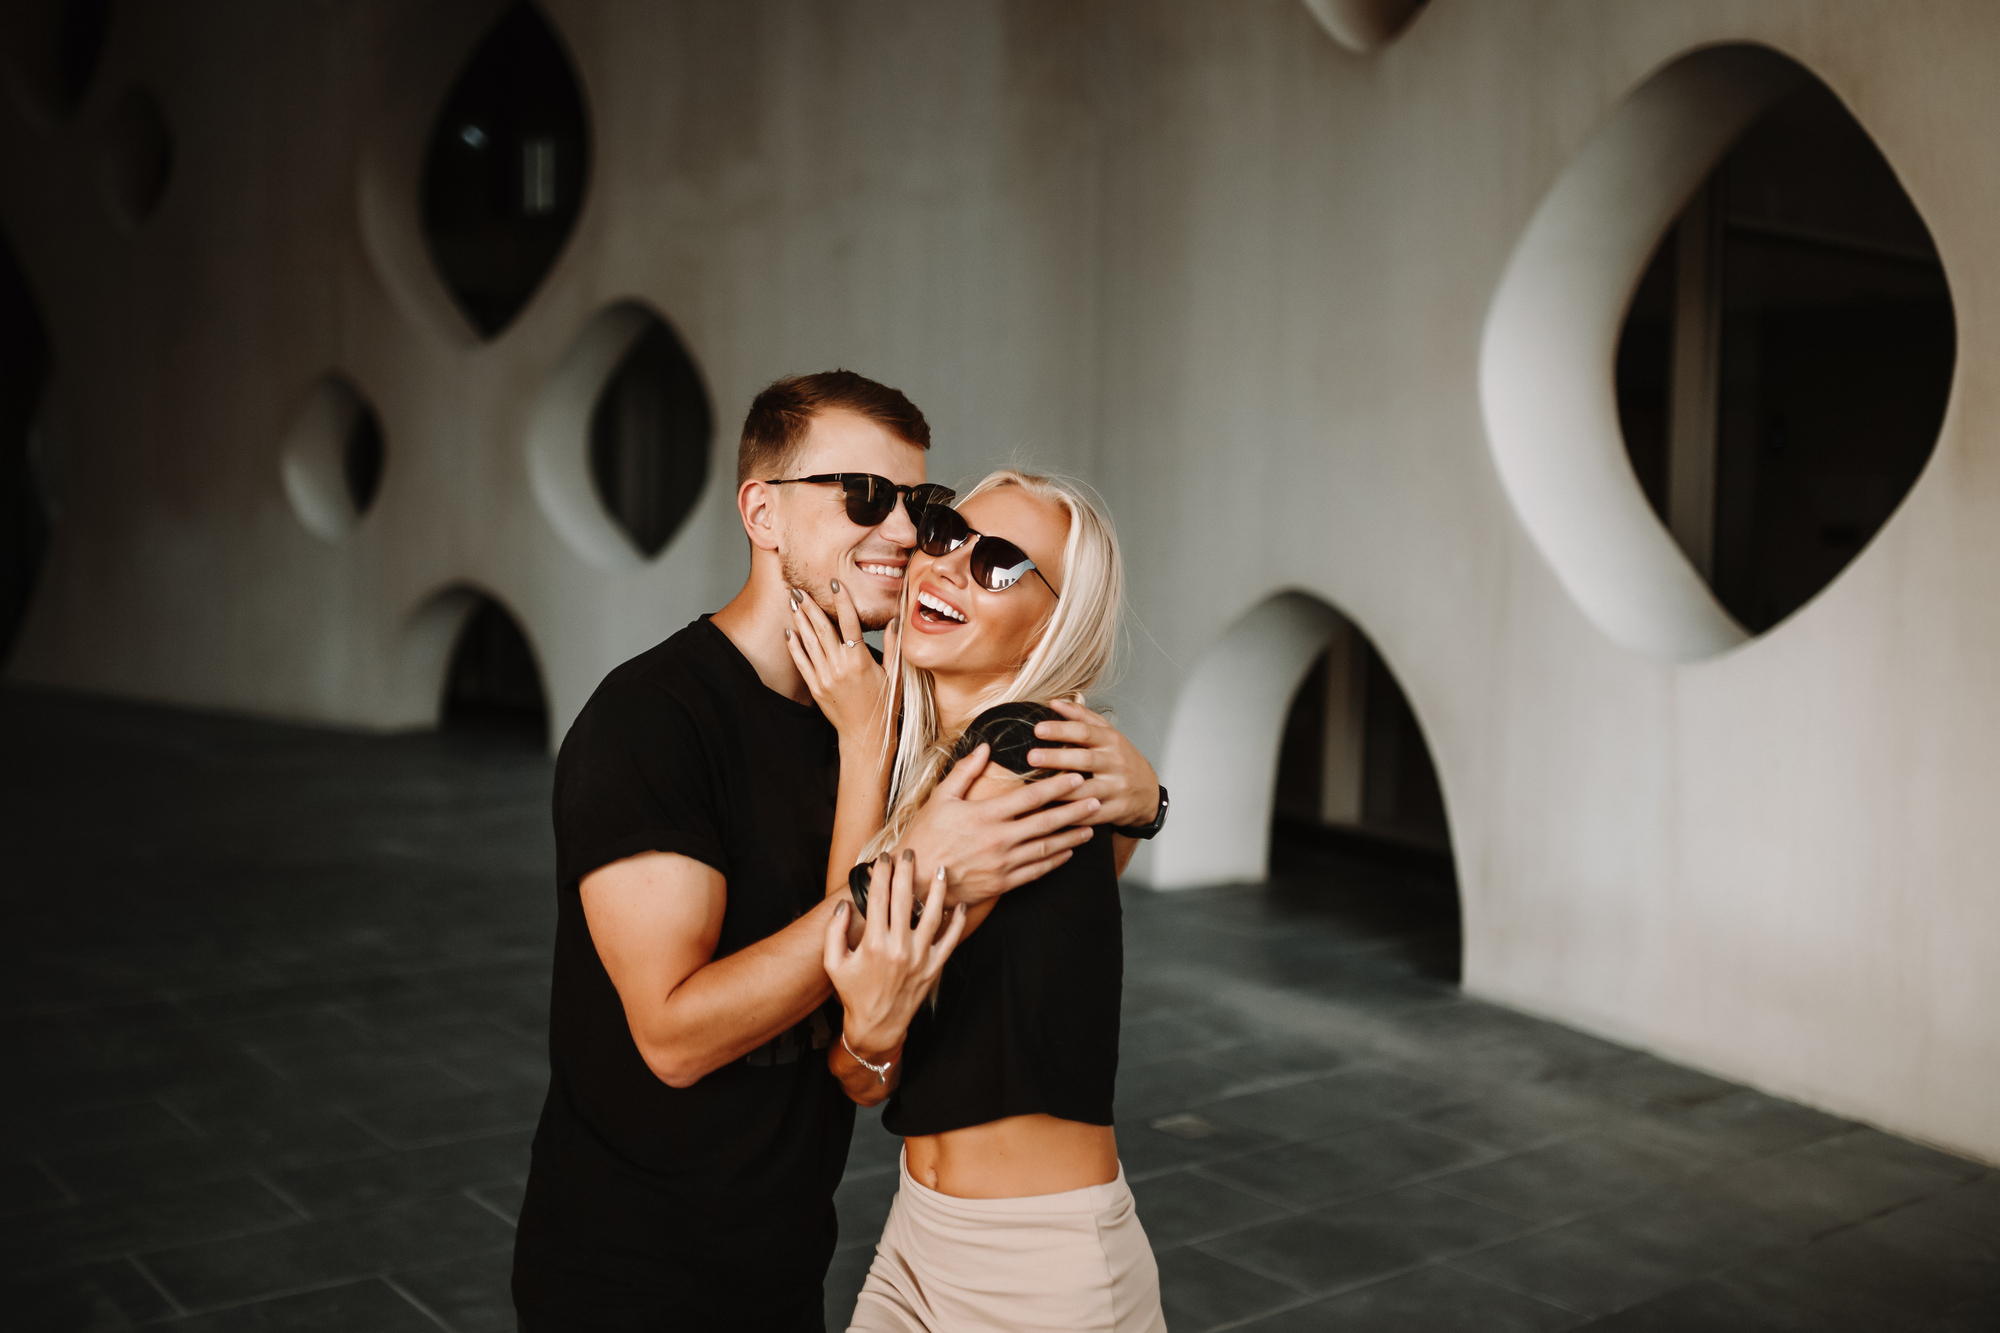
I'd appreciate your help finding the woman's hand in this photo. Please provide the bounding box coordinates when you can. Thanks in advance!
[824,850,967,1067]
[786,581,894,750]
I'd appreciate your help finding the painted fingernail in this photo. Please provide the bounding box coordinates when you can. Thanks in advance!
[831,579,841,593]
[902,848,915,863]
[784,628,793,640]
[789,588,802,607]
[934,865,946,881]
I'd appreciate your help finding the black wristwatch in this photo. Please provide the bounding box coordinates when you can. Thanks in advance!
[1117,784,1169,840]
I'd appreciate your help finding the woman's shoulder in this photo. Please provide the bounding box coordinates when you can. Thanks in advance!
[951,701,1075,773]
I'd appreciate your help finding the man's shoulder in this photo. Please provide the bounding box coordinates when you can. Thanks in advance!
[565,621,731,749]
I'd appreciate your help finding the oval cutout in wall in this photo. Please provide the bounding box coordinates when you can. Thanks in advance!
[4,0,113,123]
[1479,45,1953,661]
[420,2,589,339]
[99,85,172,226]
[280,375,388,543]
[1612,75,1954,637]
[590,318,711,560]
[1300,0,1426,54]
[1,226,52,664]
[530,302,711,569]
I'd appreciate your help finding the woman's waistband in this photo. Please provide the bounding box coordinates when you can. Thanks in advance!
[895,1148,1132,1222]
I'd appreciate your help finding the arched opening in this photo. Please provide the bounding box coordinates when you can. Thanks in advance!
[1614,73,1954,634]
[1,228,52,665]
[421,1,589,339]
[441,595,549,747]
[1149,593,1460,979]
[1270,620,1459,983]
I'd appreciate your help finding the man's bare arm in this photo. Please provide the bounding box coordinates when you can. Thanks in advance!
[581,850,843,1088]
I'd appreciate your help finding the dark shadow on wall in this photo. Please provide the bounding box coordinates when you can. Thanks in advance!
[1270,631,1459,984]
[1616,76,1954,634]
[1,229,52,666]
[442,596,549,748]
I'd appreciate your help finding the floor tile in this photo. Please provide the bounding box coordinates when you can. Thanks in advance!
[270,1129,531,1217]
[0,1174,300,1278]
[1130,1170,1292,1248]
[160,1277,441,1331]
[1238,1262,1586,1332]
[1199,1065,1467,1142]
[1425,1128,1705,1222]
[346,1084,545,1150]
[393,1246,517,1333]
[1199,1119,1491,1210]
[1155,1244,1303,1331]
[1199,1184,1535,1294]
[139,1194,514,1310]
[832,1167,901,1254]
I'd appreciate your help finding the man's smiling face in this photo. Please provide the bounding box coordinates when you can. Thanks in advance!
[772,409,929,631]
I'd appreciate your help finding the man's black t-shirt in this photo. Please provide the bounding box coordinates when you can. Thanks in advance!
[513,617,854,1331]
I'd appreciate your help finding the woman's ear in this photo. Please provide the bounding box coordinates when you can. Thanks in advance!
[738,479,782,552]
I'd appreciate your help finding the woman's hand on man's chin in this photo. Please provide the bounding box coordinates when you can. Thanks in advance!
[785,579,892,747]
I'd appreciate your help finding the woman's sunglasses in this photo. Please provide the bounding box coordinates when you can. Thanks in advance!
[762,473,956,528]
[916,505,1058,596]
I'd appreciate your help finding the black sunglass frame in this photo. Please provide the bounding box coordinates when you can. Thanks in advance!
[916,505,1058,597]
[762,473,956,527]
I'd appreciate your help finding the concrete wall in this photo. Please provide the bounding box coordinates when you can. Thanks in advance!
[4,0,1998,1164]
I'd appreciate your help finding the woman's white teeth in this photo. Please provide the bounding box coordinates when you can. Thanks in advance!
[918,591,966,623]
[858,562,902,579]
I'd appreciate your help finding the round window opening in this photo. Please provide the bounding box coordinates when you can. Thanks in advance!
[420,2,589,340]
[1480,45,1956,660]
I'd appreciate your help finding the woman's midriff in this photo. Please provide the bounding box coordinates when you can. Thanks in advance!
[903,1114,1119,1199]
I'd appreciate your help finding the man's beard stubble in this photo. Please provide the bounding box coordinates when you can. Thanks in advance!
[780,550,896,631]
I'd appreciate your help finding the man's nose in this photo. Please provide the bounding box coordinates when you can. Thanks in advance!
[877,496,920,549]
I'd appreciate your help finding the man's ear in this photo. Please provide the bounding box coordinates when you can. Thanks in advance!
[738,479,782,552]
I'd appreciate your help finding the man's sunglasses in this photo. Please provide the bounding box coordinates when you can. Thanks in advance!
[762,473,956,528]
[916,505,1057,596]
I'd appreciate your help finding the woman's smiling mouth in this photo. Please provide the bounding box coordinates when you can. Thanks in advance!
[916,589,967,624]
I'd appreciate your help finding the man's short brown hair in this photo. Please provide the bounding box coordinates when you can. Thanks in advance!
[737,370,932,485]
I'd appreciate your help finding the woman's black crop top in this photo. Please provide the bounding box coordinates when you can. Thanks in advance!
[880,702,1122,1138]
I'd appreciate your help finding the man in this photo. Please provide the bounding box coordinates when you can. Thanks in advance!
[512,371,1163,1331]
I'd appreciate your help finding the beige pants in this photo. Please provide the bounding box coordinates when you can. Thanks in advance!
[848,1149,1168,1333]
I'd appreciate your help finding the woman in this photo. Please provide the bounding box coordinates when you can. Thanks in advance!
[784,470,1166,1332]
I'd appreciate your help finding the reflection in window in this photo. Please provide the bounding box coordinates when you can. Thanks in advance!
[421,3,590,338]
[1616,78,1955,633]
[589,318,711,560]
[1,230,51,663]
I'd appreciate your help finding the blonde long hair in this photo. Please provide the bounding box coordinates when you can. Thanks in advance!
[862,470,1123,860]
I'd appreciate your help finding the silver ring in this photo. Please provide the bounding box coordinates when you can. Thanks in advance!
[842,639,859,649]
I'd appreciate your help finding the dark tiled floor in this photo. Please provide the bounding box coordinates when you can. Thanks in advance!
[3,687,1996,1331]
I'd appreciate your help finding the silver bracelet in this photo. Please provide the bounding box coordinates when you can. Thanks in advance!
[841,1030,893,1085]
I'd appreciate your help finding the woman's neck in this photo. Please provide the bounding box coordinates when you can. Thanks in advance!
[930,669,1011,739]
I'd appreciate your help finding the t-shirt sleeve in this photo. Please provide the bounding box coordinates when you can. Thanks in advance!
[553,677,728,890]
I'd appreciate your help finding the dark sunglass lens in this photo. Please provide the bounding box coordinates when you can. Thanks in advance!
[911,484,954,513]
[973,537,1037,591]
[918,505,966,556]
[842,476,895,526]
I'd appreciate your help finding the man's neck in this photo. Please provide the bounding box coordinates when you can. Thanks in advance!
[710,563,811,704]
